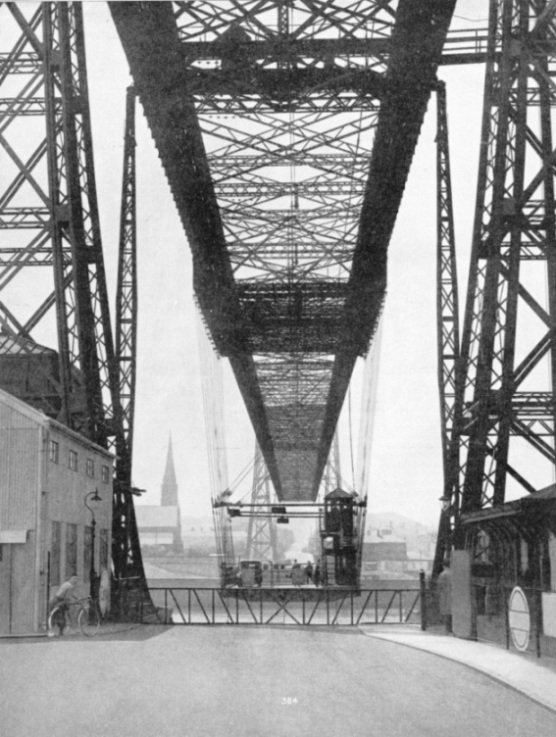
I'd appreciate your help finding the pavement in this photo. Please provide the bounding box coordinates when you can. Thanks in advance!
[360,624,556,713]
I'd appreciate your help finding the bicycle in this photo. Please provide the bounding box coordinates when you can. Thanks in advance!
[48,597,101,637]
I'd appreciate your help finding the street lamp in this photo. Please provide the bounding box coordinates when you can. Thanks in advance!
[84,488,102,602]
[439,493,452,513]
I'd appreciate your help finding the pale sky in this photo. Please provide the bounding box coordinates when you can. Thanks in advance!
[78,1,488,528]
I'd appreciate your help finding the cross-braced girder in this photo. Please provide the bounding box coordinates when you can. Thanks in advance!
[110,0,456,501]
[449,0,556,525]
[0,2,117,444]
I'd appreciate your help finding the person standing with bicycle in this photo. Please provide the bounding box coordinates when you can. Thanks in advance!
[49,575,79,633]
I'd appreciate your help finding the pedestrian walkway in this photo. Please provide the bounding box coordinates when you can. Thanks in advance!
[360,625,556,713]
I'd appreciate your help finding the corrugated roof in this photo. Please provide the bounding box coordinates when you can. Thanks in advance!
[136,505,179,529]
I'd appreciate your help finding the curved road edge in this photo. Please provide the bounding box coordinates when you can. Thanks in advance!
[359,626,556,714]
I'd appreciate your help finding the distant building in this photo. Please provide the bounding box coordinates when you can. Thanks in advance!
[136,437,183,554]
[0,388,113,634]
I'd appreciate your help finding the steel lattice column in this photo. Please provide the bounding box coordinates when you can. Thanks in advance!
[245,444,278,563]
[433,81,460,575]
[0,3,149,602]
[111,83,150,598]
[115,86,137,466]
[450,0,556,528]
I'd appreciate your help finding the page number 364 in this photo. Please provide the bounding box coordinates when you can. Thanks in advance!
[281,697,298,705]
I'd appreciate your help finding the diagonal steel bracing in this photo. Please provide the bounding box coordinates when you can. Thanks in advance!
[448,0,556,528]
[111,0,456,501]
[0,3,149,596]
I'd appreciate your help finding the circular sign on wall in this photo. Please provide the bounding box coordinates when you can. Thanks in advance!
[508,586,530,652]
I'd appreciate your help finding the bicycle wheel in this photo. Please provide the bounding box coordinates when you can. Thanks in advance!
[48,606,66,636]
[78,602,100,636]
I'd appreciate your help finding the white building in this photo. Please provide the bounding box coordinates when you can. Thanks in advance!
[0,389,113,635]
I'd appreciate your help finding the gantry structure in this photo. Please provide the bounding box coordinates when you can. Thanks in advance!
[109,0,458,506]
[4,0,556,596]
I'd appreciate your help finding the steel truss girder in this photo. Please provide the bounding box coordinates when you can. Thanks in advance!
[450,0,556,521]
[110,0,455,501]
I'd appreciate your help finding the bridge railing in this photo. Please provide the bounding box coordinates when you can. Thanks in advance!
[146,586,424,627]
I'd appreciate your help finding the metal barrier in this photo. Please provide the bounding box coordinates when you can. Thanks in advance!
[147,586,424,626]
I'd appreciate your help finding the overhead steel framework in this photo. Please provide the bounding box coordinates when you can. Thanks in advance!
[110,0,458,503]
[12,0,549,598]
[441,0,556,560]
[0,3,148,600]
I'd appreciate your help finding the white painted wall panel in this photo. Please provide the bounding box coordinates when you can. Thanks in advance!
[0,402,40,531]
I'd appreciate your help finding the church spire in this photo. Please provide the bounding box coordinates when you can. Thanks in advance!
[161,435,178,506]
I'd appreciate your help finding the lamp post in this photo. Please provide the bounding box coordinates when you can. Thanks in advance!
[439,494,451,514]
[84,489,102,602]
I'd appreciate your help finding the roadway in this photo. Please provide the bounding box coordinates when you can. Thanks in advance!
[2,626,556,737]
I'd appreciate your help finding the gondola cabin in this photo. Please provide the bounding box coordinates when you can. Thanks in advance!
[321,488,360,587]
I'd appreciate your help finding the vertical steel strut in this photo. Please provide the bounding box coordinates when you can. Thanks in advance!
[245,444,278,563]
[449,0,556,537]
[116,86,137,469]
[433,81,460,575]
[112,84,149,601]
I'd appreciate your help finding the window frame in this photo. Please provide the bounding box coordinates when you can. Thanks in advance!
[68,449,78,471]
[49,439,59,464]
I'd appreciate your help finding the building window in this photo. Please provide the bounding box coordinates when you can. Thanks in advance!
[83,526,93,583]
[65,523,77,577]
[101,465,110,484]
[51,521,61,586]
[86,458,94,478]
[100,529,109,571]
[49,440,59,464]
[69,450,78,471]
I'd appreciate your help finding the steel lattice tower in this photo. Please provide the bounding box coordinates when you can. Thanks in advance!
[245,444,278,563]
[0,3,148,600]
[446,0,556,547]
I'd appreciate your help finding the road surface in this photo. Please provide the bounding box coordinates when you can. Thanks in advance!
[2,626,555,737]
